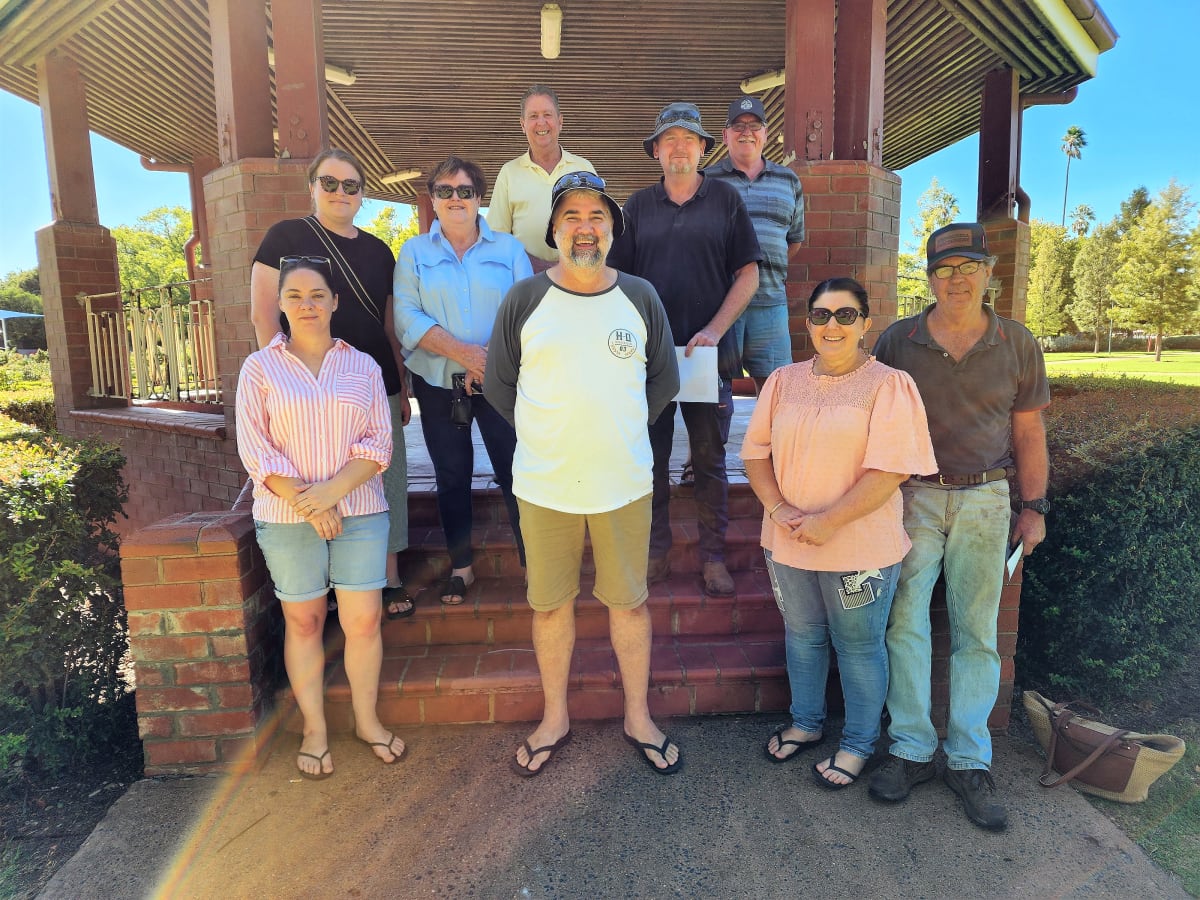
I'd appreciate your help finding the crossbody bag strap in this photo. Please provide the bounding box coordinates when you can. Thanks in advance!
[301,216,381,324]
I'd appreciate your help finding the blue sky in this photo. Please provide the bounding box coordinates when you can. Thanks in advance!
[1,0,1195,276]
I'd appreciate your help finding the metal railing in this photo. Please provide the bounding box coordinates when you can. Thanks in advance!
[80,279,220,404]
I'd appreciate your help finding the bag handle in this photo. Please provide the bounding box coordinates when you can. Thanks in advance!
[1038,708,1132,788]
[301,216,382,324]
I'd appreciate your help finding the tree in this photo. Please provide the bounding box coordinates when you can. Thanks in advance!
[0,268,46,349]
[1060,125,1087,228]
[898,178,959,312]
[112,207,192,293]
[364,205,418,257]
[1069,222,1121,352]
[1109,180,1196,360]
[1116,186,1150,235]
[1068,204,1095,238]
[1025,220,1074,341]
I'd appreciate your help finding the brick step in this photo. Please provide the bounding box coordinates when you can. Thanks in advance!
[365,568,780,650]
[278,631,791,732]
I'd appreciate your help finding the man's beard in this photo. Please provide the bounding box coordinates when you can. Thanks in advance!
[567,241,604,269]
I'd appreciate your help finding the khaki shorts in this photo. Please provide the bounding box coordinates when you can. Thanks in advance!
[518,494,651,612]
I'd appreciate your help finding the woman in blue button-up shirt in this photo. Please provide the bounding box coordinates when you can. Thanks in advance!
[394,156,533,606]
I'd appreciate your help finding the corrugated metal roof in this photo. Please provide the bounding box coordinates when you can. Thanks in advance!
[0,0,1114,206]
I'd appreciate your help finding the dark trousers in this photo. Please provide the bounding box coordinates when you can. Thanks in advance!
[411,373,525,570]
[648,377,733,563]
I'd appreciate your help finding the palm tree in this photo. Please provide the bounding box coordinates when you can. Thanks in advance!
[1060,126,1087,227]
[1069,203,1096,238]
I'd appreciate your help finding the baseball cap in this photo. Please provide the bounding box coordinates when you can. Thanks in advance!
[726,96,767,125]
[642,102,715,158]
[926,223,990,269]
[544,171,625,249]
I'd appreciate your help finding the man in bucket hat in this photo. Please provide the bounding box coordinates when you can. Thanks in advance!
[705,96,805,392]
[870,222,1050,831]
[487,171,682,776]
[609,102,762,598]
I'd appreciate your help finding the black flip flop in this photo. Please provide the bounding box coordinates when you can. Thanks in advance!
[764,724,823,763]
[359,732,406,764]
[440,574,473,606]
[511,730,573,778]
[297,748,332,780]
[384,583,415,620]
[624,732,683,775]
[811,756,863,790]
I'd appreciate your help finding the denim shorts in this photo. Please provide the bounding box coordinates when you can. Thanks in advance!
[254,512,389,602]
[731,304,792,378]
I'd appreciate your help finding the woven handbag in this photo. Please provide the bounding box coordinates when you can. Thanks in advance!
[1023,690,1186,803]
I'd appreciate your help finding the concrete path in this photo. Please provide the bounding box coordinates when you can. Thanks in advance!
[40,715,1187,899]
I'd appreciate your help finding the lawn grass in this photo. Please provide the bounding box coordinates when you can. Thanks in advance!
[1044,350,1200,384]
[1087,720,1200,895]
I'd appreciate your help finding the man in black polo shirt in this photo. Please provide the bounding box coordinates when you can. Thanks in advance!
[869,222,1050,832]
[608,102,762,597]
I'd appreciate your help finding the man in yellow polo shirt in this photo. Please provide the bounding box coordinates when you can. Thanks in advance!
[487,85,596,272]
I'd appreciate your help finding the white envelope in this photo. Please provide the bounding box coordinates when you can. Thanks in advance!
[673,346,718,403]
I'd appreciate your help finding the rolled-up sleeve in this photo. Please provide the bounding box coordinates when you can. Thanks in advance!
[347,368,393,470]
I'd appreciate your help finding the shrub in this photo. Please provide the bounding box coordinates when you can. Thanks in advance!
[1017,377,1200,701]
[1162,334,1200,351]
[1,396,55,433]
[0,436,132,783]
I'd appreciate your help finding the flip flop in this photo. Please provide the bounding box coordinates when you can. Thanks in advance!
[359,732,406,764]
[764,724,823,763]
[384,582,415,620]
[624,731,683,775]
[679,461,695,487]
[811,756,863,790]
[511,730,573,778]
[440,574,474,606]
[297,748,332,780]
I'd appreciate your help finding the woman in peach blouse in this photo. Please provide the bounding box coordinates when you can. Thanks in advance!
[741,277,936,790]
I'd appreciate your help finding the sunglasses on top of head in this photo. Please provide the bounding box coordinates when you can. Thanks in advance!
[432,185,479,200]
[807,307,865,326]
[552,171,607,193]
[315,175,362,195]
[279,255,332,270]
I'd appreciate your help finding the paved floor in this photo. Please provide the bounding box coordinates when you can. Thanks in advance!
[40,715,1186,899]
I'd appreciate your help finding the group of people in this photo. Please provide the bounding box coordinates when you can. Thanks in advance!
[234,85,1050,834]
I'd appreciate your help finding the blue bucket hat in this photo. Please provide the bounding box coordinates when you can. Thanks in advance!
[642,102,715,158]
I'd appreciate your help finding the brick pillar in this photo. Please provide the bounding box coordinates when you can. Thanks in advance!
[203,157,310,442]
[787,160,900,360]
[981,217,1032,323]
[36,223,122,423]
[122,511,279,775]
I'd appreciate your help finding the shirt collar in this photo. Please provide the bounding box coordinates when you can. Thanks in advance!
[652,173,710,205]
[908,303,1004,347]
[429,215,496,247]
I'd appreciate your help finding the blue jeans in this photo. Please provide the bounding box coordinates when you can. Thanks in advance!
[411,374,524,570]
[766,551,899,759]
[884,480,1011,770]
[648,378,733,562]
[255,512,389,602]
[731,304,792,379]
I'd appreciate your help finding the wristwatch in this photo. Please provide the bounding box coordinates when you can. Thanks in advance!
[1019,498,1050,515]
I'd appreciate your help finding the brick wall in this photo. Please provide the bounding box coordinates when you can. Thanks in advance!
[787,160,901,360]
[121,511,280,775]
[981,217,1032,323]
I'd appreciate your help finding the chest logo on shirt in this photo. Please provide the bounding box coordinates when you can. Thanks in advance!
[608,329,638,359]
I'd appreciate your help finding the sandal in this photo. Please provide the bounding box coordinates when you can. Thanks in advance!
[812,754,865,790]
[359,732,406,765]
[679,460,695,487]
[297,747,332,780]
[384,582,415,620]
[440,574,474,606]
[763,724,822,763]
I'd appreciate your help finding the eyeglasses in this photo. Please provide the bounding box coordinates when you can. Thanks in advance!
[314,175,362,196]
[727,121,765,134]
[807,307,865,326]
[552,171,607,194]
[931,260,985,279]
[279,255,331,269]
[432,185,479,200]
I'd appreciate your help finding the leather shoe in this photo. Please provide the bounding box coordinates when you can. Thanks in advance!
[702,561,735,596]
[647,556,671,584]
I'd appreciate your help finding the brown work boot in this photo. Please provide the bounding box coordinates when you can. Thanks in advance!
[944,767,1008,831]
[701,561,735,596]
[647,556,672,584]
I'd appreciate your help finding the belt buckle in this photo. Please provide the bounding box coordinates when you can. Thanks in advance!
[938,474,950,486]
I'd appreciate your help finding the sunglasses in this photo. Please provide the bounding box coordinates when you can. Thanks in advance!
[279,255,331,269]
[930,260,985,279]
[807,307,865,326]
[727,121,765,134]
[658,103,703,124]
[552,171,607,194]
[315,175,362,195]
[432,185,479,200]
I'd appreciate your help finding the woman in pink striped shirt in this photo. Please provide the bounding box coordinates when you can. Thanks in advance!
[236,258,406,780]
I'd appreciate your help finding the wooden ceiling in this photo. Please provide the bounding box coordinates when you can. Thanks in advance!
[0,0,1115,206]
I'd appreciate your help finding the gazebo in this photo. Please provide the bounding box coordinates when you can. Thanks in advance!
[0,0,1118,774]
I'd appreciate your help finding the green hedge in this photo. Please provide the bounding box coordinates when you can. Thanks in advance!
[0,436,133,786]
[1,395,55,432]
[1017,377,1200,701]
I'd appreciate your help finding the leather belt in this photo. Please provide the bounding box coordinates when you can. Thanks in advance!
[915,466,1014,487]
